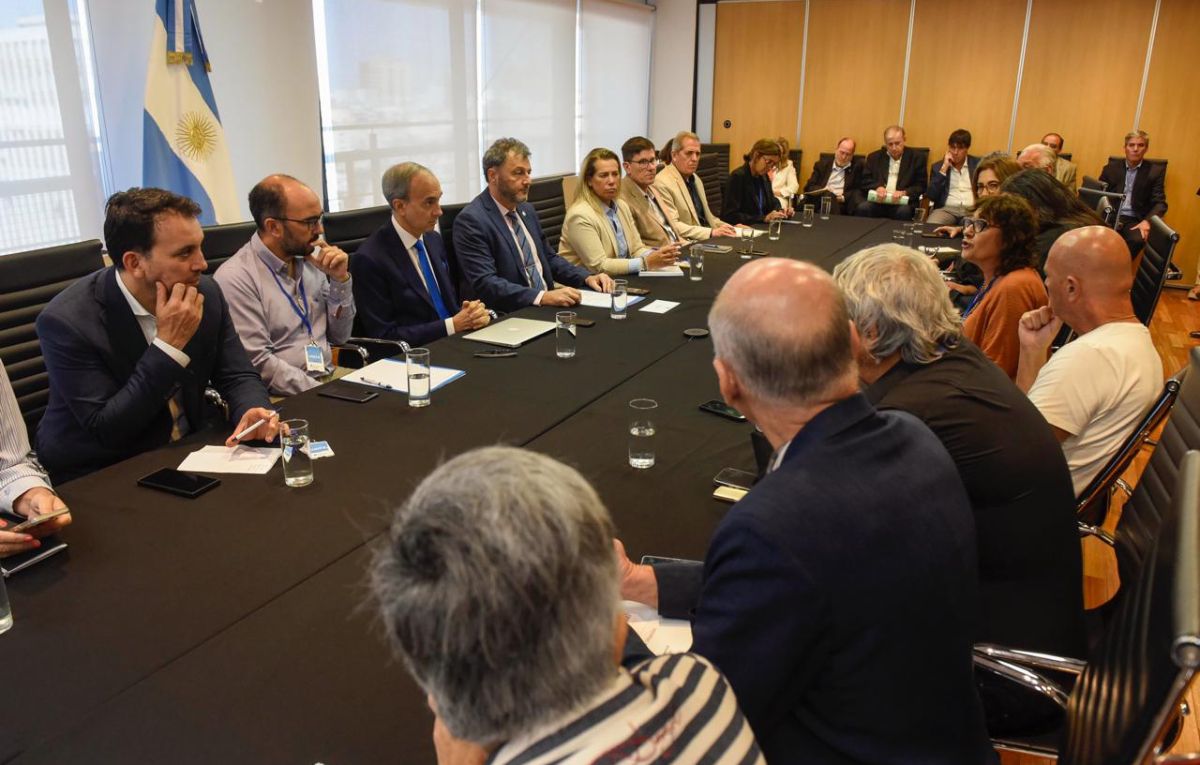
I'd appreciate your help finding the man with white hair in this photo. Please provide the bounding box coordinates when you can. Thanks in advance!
[372,446,764,765]
[833,243,1085,660]
[617,258,994,764]
[1016,143,1057,175]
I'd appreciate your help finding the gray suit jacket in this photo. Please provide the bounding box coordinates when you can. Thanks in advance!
[652,164,726,240]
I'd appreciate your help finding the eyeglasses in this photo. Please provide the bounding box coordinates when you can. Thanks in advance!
[975,181,1002,195]
[275,215,323,230]
[961,217,991,234]
[627,158,657,167]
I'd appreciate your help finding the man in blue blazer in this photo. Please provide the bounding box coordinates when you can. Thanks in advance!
[926,128,980,226]
[617,259,995,764]
[351,163,491,346]
[453,138,612,313]
[36,188,277,484]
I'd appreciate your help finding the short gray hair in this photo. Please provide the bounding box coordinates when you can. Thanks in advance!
[1124,129,1150,146]
[371,446,618,746]
[833,244,962,365]
[1018,143,1056,170]
[381,162,431,204]
[708,275,854,407]
[671,130,700,153]
[482,137,531,178]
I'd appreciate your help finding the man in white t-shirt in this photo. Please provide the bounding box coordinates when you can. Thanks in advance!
[1015,225,1161,495]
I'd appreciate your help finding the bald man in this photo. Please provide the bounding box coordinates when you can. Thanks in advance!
[1016,226,1161,494]
[616,259,993,764]
[215,175,356,396]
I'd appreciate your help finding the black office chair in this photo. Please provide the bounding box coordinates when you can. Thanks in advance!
[697,152,726,217]
[1058,152,1072,162]
[323,205,390,255]
[438,201,470,300]
[1075,369,1185,528]
[0,240,106,436]
[1096,196,1118,228]
[978,448,1200,762]
[1129,215,1179,327]
[528,174,571,252]
[201,221,256,275]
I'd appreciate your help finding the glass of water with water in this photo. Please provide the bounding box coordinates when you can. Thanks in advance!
[628,398,658,469]
[407,347,431,407]
[0,571,12,634]
[556,311,577,357]
[801,204,815,228]
[768,219,782,241]
[610,281,628,320]
[820,195,832,219]
[687,245,704,281]
[280,418,313,487]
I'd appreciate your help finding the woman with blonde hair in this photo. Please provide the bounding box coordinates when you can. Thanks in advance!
[770,137,798,211]
[559,148,680,275]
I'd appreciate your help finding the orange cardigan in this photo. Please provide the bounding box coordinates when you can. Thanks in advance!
[962,267,1047,379]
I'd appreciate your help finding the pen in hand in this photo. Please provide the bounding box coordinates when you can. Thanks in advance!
[231,411,279,443]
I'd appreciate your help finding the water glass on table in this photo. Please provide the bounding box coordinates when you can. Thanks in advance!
[801,204,815,228]
[280,418,313,487]
[628,398,658,469]
[0,571,12,634]
[407,347,431,407]
[610,281,628,319]
[819,195,832,219]
[768,219,782,241]
[687,245,704,281]
[738,226,754,258]
[556,311,577,358]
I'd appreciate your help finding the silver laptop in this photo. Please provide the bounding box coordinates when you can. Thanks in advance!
[463,317,557,348]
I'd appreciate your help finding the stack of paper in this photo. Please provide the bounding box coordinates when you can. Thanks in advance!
[624,600,694,654]
[177,445,280,474]
[576,291,645,310]
[639,265,685,277]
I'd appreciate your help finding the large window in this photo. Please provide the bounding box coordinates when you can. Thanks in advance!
[314,0,653,211]
[0,0,107,254]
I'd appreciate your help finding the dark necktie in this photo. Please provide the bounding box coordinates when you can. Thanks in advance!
[414,238,451,320]
[506,210,545,290]
[685,175,710,227]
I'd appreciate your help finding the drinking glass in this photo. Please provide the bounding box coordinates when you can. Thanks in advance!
[0,573,12,634]
[280,418,313,487]
[407,347,431,407]
[768,219,782,240]
[738,226,754,258]
[687,245,704,281]
[892,228,906,243]
[801,204,815,228]
[628,398,658,469]
[556,311,577,357]
[819,195,832,219]
[610,281,628,320]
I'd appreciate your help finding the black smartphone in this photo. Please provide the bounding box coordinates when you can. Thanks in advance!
[137,468,221,499]
[921,231,948,239]
[474,349,517,358]
[626,287,650,296]
[640,554,699,566]
[318,382,379,403]
[699,399,747,422]
[713,467,756,491]
[567,317,596,328]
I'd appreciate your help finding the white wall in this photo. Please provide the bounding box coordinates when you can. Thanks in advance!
[87,0,323,221]
[648,0,697,143]
[694,2,715,142]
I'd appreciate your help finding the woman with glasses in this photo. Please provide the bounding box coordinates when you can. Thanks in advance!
[721,139,790,225]
[559,147,680,275]
[931,153,1021,238]
[960,194,1047,379]
[999,168,1104,269]
[770,137,799,211]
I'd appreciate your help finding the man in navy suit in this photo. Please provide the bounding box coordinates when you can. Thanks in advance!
[351,163,490,346]
[1098,129,1168,256]
[36,188,277,484]
[453,138,613,312]
[616,259,994,764]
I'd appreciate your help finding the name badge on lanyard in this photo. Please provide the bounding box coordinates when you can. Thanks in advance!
[270,262,326,374]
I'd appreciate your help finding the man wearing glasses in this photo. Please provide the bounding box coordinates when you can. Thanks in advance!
[618,136,690,248]
[215,175,356,396]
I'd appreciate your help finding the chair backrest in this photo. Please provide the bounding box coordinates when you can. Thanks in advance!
[323,205,391,255]
[1059,152,1073,161]
[1061,449,1200,763]
[1076,370,1185,525]
[561,175,580,204]
[1095,196,1117,228]
[697,152,726,217]
[201,221,256,275]
[1080,175,1108,192]
[0,240,106,435]
[1131,215,1178,326]
[787,148,802,173]
[528,174,570,251]
[700,142,731,177]
[437,201,470,300]
[1106,156,1168,171]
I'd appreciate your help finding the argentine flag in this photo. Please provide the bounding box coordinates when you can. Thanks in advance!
[143,0,238,224]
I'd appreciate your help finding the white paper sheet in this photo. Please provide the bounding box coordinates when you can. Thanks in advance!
[624,600,693,655]
[576,290,645,309]
[639,300,679,314]
[177,445,280,475]
[638,265,685,277]
[342,358,465,393]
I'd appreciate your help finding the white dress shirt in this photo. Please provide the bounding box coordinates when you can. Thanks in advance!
[945,164,973,209]
[828,162,850,197]
[391,217,457,336]
[0,360,51,513]
[885,155,902,193]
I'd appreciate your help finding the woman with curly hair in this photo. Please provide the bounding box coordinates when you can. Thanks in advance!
[960,193,1047,379]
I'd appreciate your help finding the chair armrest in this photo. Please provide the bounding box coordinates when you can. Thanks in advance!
[975,644,1087,676]
[973,653,1072,710]
[1078,521,1116,547]
[204,387,229,419]
[331,343,369,369]
[347,337,411,362]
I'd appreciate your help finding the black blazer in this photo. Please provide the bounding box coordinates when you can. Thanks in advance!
[452,190,590,312]
[721,163,782,225]
[926,154,980,208]
[653,394,994,764]
[35,269,269,484]
[351,223,459,346]
[1098,158,1167,221]
[859,146,928,201]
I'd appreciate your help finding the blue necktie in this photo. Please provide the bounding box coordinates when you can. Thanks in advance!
[507,210,545,290]
[414,238,451,320]
[605,205,631,259]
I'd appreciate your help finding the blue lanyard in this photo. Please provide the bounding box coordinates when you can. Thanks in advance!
[961,274,1000,319]
[268,261,313,337]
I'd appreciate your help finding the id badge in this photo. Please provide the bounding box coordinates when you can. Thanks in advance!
[305,342,326,373]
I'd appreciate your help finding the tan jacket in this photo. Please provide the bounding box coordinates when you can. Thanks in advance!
[652,164,725,240]
[619,176,687,248]
[558,197,652,276]
[1054,158,1078,190]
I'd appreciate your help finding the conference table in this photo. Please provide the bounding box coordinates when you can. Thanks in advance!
[2,215,938,764]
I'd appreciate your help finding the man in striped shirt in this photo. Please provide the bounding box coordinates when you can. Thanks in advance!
[371,446,763,765]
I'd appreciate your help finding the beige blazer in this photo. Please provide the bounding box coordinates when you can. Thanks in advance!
[618,176,687,248]
[1054,158,1078,191]
[558,197,652,276]
[652,164,725,240]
